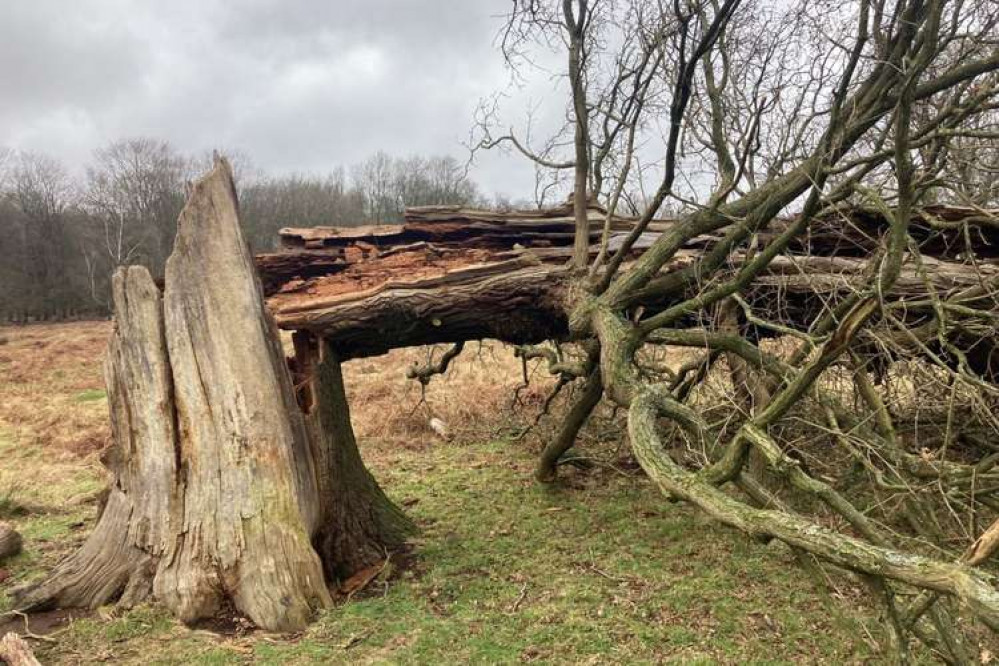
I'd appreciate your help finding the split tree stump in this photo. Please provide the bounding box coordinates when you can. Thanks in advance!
[16,158,412,632]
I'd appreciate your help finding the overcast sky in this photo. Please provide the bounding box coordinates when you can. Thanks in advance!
[0,1,564,199]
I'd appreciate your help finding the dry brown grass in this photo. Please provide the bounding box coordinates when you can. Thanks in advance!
[0,323,569,505]
[0,322,116,520]
[343,342,560,448]
[0,322,564,461]
[2,319,972,502]
[0,321,112,459]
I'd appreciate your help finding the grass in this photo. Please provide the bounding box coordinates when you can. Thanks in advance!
[0,321,909,663]
[74,388,107,402]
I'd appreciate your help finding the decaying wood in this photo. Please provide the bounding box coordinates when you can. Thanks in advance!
[0,523,21,561]
[15,265,171,612]
[20,158,411,632]
[273,258,570,359]
[295,333,414,582]
[258,203,669,298]
[0,633,40,666]
[255,203,999,373]
[157,153,331,630]
[276,203,653,250]
[965,517,999,567]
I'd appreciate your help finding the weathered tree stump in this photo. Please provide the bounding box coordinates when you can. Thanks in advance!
[0,523,21,562]
[16,159,413,631]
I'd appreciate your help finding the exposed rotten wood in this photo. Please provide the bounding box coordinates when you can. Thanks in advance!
[258,205,674,300]
[256,203,999,367]
[19,158,414,633]
[277,203,675,251]
[272,258,570,359]
[0,633,40,666]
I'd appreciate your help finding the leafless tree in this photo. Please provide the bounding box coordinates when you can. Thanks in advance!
[84,138,187,275]
[0,152,86,320]
[473,0,999,658]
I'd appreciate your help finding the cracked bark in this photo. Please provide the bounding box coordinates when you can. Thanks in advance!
[17,159,411,632]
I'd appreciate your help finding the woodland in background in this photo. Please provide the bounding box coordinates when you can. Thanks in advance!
[0,142,484,321]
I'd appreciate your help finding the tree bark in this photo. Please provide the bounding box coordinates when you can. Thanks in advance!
[295,333,414,582]
[17,159,411,632]
[716,299,773,485]
[272,259,569,359]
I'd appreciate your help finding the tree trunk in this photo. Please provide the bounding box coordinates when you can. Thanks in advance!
[17,159,412,632]
[257,206,999,375]
[294,332,414,582]
[273,260,569,359]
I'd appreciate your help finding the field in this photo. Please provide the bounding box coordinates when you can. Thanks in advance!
[0,321,897,664]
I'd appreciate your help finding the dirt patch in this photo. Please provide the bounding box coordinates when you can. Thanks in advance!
[0,608,92,637]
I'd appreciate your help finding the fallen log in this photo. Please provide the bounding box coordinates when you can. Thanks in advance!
[269,254,569,358]
[0,633,40,666]
[255,205,999,379]
[277,203,651,251]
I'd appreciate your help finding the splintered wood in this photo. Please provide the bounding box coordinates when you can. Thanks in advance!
[255,202,999,369]
[256,203,606,302]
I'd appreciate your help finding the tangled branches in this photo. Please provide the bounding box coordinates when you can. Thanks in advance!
[484,0,999,659]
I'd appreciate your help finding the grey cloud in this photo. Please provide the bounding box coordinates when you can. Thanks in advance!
[0,0,560,199]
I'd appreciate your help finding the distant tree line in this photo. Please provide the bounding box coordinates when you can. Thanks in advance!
[0,140,484,322]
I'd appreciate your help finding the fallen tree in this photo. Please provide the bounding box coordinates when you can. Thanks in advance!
[17,0,999,660]
[258,0,999,659]
[258,202,999,381]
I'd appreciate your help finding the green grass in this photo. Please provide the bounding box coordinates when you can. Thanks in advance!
[0,427,103,611]
[5,438,894,664]
[74,388,107,402]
